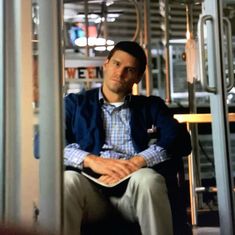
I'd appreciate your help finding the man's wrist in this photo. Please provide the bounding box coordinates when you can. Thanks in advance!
[131,155,147,168]
[84,154,101,168]
[83,154,94,168]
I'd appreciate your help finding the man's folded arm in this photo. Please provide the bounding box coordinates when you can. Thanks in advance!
[64,143,89,169]
[137,144,170,167]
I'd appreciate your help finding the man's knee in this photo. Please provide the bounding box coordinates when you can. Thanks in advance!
[65,170,79,185]
[129,168,167,194]
[64,170,84,196]
[64,170,80,182]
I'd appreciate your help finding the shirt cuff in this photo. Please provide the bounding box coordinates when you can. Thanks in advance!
[64,143,89,170]
[138,145,170,167]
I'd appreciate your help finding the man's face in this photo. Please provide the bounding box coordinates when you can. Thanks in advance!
[102,50,141,96]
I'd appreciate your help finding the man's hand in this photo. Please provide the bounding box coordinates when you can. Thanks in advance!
[129,155,147,168]
[83,154,147,185]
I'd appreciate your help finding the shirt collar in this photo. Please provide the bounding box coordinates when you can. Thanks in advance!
[98,87,131,105]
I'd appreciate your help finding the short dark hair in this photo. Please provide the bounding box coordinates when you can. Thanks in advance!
[107,41,147,76]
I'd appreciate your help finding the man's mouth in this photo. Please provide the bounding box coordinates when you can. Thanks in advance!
[111,78,122,84]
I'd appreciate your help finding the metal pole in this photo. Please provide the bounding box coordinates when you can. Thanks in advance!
[143,0,153,96]
[38,0,64,233]
[199,0,235,233]
[187,123,197,227]
[4,0,17,222]
[84,0,89,57]
[0,0,4,221]
[161,0,171,103]
[185,2,201,225]
[4,0,35,225]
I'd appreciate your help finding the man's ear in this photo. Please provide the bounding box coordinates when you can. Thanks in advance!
[103,59,109,71]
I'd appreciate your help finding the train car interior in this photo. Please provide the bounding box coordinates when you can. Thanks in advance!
[1,0,235,234]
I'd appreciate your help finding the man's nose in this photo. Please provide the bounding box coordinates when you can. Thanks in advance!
[116,67,125,77]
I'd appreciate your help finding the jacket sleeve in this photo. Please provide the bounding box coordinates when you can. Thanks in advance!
[150,96,192,158]
[64,93,79,145]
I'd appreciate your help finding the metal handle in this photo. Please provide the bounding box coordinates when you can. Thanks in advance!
[198,14,217,93]
[223,17,234,91]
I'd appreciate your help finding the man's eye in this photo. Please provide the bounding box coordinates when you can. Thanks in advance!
[127,68,136,73]
[113,61,119,66]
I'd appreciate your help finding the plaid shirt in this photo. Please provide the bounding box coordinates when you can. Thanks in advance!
[64,90,168,169]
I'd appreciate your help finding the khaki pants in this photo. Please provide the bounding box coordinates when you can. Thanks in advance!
[64,168,173,235]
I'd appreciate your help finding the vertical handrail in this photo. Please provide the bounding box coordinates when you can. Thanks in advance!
[185,2,201,226]
[38,0,64,233]
[84,0,89,57]
[129,0,141,42]
[198,14,217,93]
[143,0,153,96]
[223,17,234,91]
[186,123,198,226]
[161,0,171,103]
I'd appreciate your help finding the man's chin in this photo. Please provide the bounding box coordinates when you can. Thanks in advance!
[109,87,122,94]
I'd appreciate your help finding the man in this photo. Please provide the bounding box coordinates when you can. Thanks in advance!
[64,41,191,235]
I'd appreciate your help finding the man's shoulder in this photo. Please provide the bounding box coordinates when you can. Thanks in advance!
[65,88,99,102]
[130,95,168,114]
[131,94,164,104]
